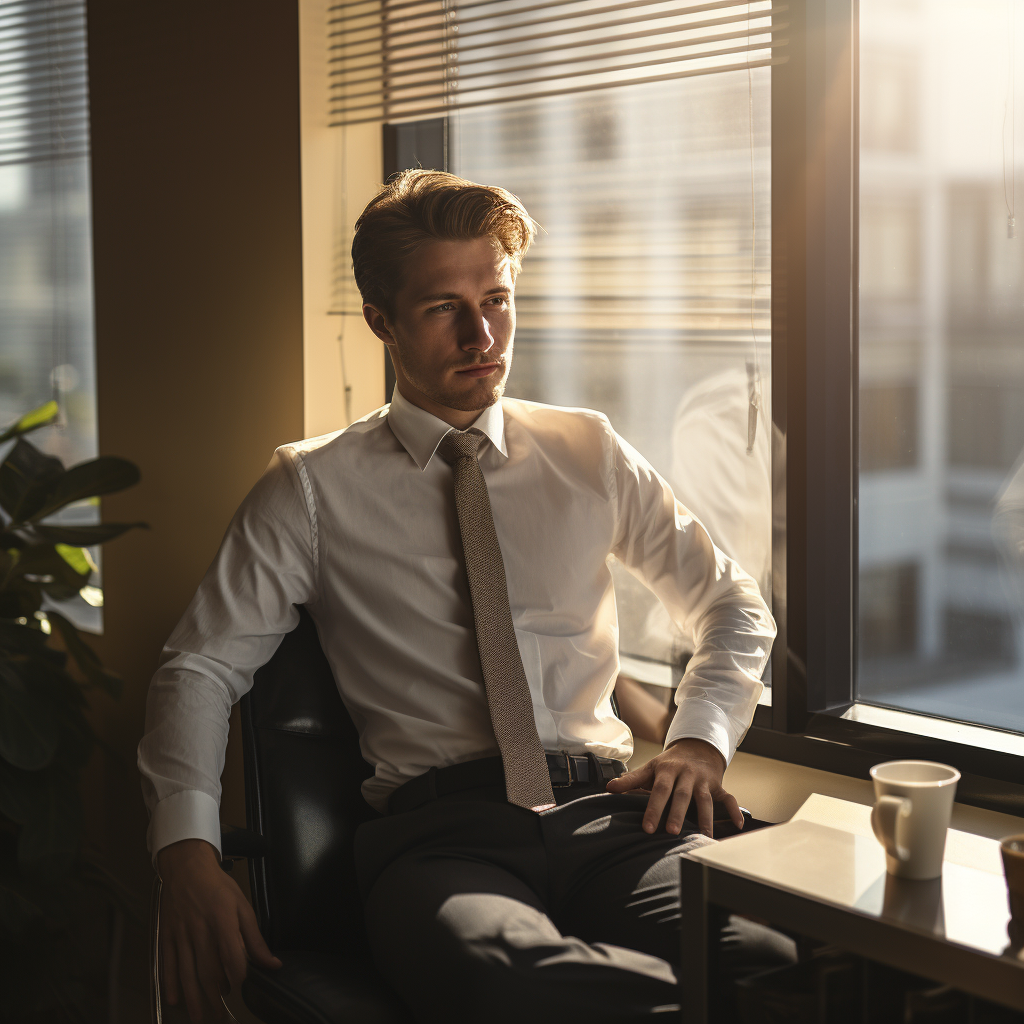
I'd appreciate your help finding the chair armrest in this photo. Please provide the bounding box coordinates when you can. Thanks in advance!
[220,824,266,861]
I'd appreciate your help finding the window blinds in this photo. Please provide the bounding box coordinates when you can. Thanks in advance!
[0,0,89,166]
[328,0,779,127]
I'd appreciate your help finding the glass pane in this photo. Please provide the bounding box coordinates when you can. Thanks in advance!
[453,67,771,682]
[857,0,1024,732]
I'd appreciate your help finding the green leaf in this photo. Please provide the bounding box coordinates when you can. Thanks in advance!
[0,440,65,524]
[0,622,60,665]
[12,545,90,591]
[33,521,148,546]
[30,456,140,522]
[54,545,95,578]
[47,612,122,700]
[0,661,58,771]
[0,402,59,446]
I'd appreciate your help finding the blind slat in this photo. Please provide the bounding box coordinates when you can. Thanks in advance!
[332,54,776,126]
[336,38,772,115]
[329,3,764,62]
[328,0,779,126]
[0,0,89,165]
[334,27,773,102]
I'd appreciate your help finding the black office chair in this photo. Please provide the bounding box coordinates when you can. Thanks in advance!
[149,606,412,1024]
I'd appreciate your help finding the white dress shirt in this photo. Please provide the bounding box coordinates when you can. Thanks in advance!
[139,388,775,858]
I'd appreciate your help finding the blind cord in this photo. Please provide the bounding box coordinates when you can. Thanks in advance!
[1005,0,1016,239]
[746,3,762,456]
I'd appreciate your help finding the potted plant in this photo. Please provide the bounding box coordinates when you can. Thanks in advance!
[0,400,145,1020]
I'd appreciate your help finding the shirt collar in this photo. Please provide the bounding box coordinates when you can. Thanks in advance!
[387,385,508,470]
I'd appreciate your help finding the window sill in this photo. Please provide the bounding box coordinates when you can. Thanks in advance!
[740,703,1024,819]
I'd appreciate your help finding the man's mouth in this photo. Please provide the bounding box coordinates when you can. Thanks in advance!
[455,361,501,379]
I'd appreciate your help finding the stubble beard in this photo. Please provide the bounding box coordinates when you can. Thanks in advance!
[400,352,512,414]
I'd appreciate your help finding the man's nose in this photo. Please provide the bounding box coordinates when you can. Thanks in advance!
[459,308,495,353]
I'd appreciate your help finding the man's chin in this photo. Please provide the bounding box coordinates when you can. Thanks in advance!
[438,380,506,413]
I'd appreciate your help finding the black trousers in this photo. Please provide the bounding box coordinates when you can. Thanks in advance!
[354,781,795,1023]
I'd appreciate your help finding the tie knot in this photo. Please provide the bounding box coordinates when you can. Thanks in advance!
[438,429,484,465]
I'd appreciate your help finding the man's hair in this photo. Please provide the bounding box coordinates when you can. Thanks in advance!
[351,169,536,319]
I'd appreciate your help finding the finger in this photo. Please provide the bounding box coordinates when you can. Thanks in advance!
[216,914,250,994]
[239,903,282,970]
[642,773,676,833]
[606,764,653,793]
[695,785,715,837]
[719,790,744,829]
[174,934,206,1024]
[194,933,229,1022]
[664,779,694,836]
[162,935,180,1007]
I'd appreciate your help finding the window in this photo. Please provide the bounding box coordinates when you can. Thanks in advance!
[0,0,100,630]
[856,0,1024,737]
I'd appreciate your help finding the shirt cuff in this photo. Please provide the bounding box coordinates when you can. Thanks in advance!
[148,789,222,866]
[663,697,736,767]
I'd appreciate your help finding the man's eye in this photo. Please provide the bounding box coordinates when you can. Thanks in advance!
[431,303,455,312]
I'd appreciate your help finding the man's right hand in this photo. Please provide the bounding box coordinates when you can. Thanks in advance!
[157,838,282,1023]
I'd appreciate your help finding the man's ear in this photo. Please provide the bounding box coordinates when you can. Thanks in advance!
[362,304,395,347]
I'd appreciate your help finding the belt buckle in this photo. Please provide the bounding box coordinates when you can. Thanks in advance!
[551,751,574,788]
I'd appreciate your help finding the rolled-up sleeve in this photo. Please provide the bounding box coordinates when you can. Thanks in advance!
[138,448,317,861]
[608,427,774,765]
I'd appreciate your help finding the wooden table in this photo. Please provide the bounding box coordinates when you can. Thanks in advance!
[678,794,1024,1021]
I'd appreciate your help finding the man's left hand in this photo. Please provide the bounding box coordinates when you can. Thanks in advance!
[605,737,744,837]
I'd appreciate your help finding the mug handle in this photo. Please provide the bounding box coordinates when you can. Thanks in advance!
[871,795,912,862]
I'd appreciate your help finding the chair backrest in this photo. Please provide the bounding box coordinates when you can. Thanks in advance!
[241,606,378,955]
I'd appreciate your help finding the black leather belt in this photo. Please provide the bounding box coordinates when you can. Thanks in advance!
[388,752,628,815]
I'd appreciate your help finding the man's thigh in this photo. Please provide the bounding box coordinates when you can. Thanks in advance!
[543,792,710,963]
[364,849,680,1024]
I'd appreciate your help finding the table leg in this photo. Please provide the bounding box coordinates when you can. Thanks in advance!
[678,855,711,1024]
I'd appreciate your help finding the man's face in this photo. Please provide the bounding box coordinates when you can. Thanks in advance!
[363,235,516,426]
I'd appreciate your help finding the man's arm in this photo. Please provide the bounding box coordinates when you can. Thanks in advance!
[140,449,317,1021]
[602,426,775,836]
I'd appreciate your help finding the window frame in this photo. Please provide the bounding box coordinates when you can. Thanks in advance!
[743,0,1024,818]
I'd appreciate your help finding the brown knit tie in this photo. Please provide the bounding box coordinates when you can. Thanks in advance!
[438,428,556,813]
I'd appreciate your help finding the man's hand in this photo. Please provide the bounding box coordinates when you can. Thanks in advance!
[605,737,743,837]
[157,838,281,1023]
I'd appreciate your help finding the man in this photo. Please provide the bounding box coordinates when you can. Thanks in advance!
[140,170,787,1024]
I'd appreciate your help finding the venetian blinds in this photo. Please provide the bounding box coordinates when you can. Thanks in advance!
[0,0,89,166]
[328,0,780,127]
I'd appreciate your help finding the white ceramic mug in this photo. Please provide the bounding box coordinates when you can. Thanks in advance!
[870,760,960,880]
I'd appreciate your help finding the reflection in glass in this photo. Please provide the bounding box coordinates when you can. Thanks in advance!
[858,1,1024,732]
[453,67,771,680]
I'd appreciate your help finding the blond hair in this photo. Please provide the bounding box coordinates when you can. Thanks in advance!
[352,169,536,318]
